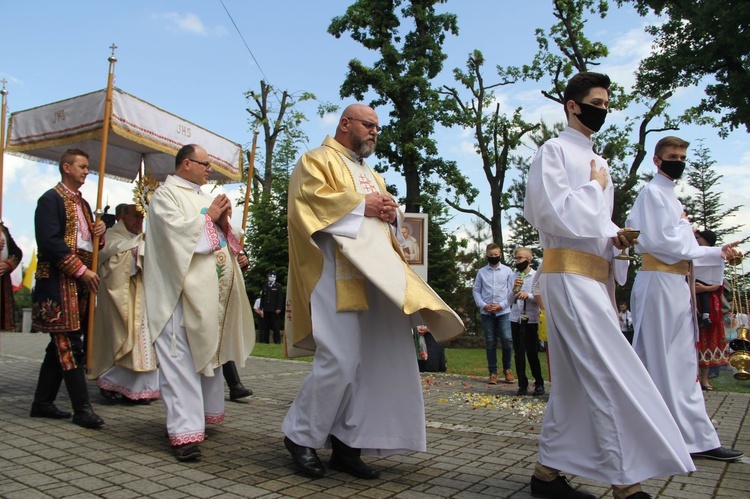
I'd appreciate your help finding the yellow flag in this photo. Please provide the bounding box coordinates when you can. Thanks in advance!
[22,249,36,289]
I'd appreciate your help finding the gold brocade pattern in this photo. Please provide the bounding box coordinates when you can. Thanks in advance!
[55,184,80,257]
[541,248,610,284]
[641,254,690,275]
[334,246,368,311]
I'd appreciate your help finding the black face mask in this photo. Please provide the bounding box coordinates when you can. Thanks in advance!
[515,261,529,272]
[658,158,686,180]
[574,101,608,132]
[487,256,502,266]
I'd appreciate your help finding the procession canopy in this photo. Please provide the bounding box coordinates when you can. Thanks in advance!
[6,87,243,182]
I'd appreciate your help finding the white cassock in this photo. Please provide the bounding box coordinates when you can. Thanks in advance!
[627,173,724,453]
[524,127,694,484]
[282,152,427,456]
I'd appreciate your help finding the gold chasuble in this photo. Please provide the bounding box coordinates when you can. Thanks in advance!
[89,222,156,379]
[144,176,255,375]
[285,136,464,357]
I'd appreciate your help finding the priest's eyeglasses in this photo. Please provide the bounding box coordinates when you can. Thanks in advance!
[187,158,211,169]
[345,117,382,133]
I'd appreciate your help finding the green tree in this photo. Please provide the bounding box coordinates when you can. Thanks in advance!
[328,0,476,213]
[440,50,539,250]
[453,218,492,336]
[243,133,300,299]
[245,80,315,195]
[681,140,745,243]
[622,0,750,136]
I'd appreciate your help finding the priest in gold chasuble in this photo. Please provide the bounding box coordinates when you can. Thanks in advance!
[282,104,464,479]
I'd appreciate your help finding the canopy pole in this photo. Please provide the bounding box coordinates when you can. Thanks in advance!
[241,129,259,239]
[0,79,8,219]
[86,45,118,372]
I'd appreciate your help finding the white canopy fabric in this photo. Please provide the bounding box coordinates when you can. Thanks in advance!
[6,87,243,182]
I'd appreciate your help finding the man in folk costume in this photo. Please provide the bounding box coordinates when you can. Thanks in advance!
[89,204,159,403]
[143,144,254,462]
[282,104,464,479]
[29,148,106,429]
[0,221,22,330]
[523,73,694,499]
[626,136,743,462]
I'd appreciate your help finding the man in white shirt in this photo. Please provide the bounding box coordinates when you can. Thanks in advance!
[618,302,633,343]
[508,247,544,396]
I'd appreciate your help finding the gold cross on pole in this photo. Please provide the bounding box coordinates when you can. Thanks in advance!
[109,43,118,56]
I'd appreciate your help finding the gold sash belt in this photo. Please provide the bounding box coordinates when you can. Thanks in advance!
[641,254,689,275]
[541,248,609,284]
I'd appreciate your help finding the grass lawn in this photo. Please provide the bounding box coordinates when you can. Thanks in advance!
[251,342,750,393]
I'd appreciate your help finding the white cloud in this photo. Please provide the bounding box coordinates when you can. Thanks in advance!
[321,112,339,126]
[608,26,654,64]
[154,12,226,36]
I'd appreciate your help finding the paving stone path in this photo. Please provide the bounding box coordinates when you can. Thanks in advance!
[1,332,748,498]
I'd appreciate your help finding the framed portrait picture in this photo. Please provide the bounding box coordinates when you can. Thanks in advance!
[401,216,425,266]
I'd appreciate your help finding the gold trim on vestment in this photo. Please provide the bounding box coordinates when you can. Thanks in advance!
[334,245,368,311]
[641,254,689,275]
[541,248,609,284]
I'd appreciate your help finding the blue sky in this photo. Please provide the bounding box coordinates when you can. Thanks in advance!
[3,0,749,267]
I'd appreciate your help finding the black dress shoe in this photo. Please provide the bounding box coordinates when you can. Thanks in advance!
[533,385,546,396]
[175,444,201,462]
[530,475,596,499]
[284,436,325,478]
[229,384,253,400]
[691,446,744,461]
[329,452,381,479]
[626,492,652,499]
[329,435,380,479]
[30,403,72,419]
[100,388,120,402]
[72,404,105,429]
[516,387,528,396]
[121,396,152,405]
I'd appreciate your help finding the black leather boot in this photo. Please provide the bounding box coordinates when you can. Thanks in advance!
[63,368,104,429]
[329,435,380,479]
[30,363,71,419]
[223,361,253,400]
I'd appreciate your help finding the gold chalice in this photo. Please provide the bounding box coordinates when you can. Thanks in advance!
[615,229,640,261]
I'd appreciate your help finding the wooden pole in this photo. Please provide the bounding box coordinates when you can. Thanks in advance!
[0,79,8,219]
[241,129,259,236]
[86,45,118,372]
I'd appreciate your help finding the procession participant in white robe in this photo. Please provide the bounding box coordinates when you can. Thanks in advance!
[90,204,160,403]
[626,135,743,462]
[144,144,255,462]
[282,104,464,479]
[524,73,694,499]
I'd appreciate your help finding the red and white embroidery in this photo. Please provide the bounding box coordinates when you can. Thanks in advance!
[204,214,222,252]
